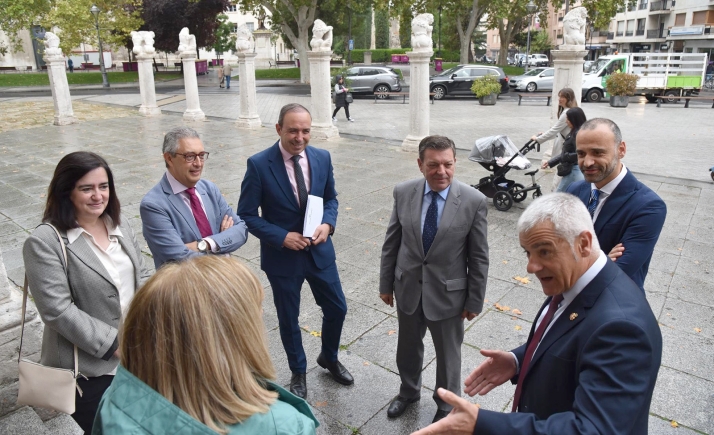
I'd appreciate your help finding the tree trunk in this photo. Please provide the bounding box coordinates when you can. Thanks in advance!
[267,0,317,84]
[455,0,484,64]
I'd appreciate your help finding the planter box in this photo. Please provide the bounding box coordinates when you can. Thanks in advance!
[478,93,498,105]
[122,61,138,72]
[609,95,629,107]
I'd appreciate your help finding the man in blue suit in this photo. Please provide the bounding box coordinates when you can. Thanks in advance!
[237,103,351,399]
[140,126,248,269]
[412,193,663,435]
[567,118,666,292]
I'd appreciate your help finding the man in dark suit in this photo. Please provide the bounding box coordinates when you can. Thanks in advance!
[237,103,351,399]
[379,135,489,423]
[567,118,666,292]
[412,193,662,435]
[140,126,248,269]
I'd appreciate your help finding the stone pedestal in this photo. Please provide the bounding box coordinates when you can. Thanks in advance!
[136,56,161,116]
[364,51,372,65]
[43,55,76,126]
[402,50,433,152]
[180,54,206,121]
[253,29,273,70]
[307,51,339,140]
[550,48,589,119]
[236,52,262,129]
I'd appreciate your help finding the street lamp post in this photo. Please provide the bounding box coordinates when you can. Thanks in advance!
[525,0,537,72]
[438,5,442,58]
[90,5,110,88]
[347,5,352,65]
[589,24,595,60]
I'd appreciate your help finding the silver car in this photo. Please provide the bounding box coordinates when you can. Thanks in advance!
[513,67,555,92]
[343,66,401,98]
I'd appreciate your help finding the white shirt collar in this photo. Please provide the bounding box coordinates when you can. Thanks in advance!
[562,251,608,305]
[591,163,628,197]
[166,170,192,195]
[67,219,123,244]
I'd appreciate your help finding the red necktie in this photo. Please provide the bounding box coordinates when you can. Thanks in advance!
[511,293,564,412]
[185,187,212,238]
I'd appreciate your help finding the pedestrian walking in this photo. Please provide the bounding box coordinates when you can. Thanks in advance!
[68,58,74,73]
[544,107,587,192]
[217,64,225,88]
[223,63,233,89]
[332,76,354,122]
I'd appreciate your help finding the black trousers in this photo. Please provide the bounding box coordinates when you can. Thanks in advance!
[332,104,350,119]
[72,375,114,433]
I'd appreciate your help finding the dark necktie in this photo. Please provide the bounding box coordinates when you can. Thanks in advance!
[291,155,308,211]
[511,293,565,412]
[588,189,601,219]
[422,191,438,255]
[185,187,212,238]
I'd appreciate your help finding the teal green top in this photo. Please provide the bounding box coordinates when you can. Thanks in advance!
[92,366,319,435]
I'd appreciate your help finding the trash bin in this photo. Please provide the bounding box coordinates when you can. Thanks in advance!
[435,58,443,72]
[391,54,400,64]
[297,59,300,68]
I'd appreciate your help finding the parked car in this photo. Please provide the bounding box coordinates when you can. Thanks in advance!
[342,66,401,98]
[528,54,550,67]
[429,64,509,100]
[510,67,555,92]
[515,54,527,67]
[507,56,516,66]
[477,55,496,64]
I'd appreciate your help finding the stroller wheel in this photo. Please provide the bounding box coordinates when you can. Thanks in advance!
[510,183,527,203]
[493,191,513,211]
[711,171,714,182]
[532,189,543,199]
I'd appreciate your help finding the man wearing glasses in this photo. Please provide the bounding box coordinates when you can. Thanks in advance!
[140,126,248,269]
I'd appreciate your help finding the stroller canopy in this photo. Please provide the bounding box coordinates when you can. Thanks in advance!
[468,135,531,169]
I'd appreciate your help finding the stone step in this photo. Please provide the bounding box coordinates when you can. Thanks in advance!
[0,406,50,435]
[44,412,83,435]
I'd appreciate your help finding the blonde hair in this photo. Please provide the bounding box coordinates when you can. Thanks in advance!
[121,256,277,433]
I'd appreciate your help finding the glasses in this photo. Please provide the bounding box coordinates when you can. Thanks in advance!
[174,152,210,163]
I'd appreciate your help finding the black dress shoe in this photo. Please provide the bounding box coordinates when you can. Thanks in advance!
[316,353,354,385]
[432,409,450,423]
[290,373,307,399]
[387,395,420,418]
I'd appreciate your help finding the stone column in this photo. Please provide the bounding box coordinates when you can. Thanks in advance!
[364,51,372,65]
[180,52,206,121]
[402,50,432,151]
[253,29,273,69]
[236,52,262,129]
[307,51,339,140]
[136,55,161,116]
[550,48,589,119]
[43,54,76,126]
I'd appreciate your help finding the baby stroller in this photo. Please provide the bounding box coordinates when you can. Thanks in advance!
[468,135,542,211]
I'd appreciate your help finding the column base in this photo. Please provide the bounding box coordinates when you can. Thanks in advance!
[139,106,161,116]
[310,124,340,140]
[183,109,206,121]
[236,116,262,129]
[54,115,77,126]
[401,134,425,152]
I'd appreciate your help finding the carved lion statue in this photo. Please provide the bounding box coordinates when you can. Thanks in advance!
[131,31,156,56]
[562,7,588,46]
[235,23,254,53]
[310,19,333,52]
[411,13,434,52]
[178,27,197,54]
[43,32,62,57]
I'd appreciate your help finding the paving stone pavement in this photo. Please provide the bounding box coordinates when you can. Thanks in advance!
[0,90,712,434]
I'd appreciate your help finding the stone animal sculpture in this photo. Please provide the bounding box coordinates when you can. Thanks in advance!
[562,7,588,46]
[178,27,197,54]
[235,23,255,53]
[43,32,62,56]
[411,13,434,52]
[131,31,156,56]
[310,19,333,52]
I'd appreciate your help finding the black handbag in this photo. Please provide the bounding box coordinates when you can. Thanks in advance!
[345,92,353,103]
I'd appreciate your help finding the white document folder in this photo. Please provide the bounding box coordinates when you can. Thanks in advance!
[303,195,324,238]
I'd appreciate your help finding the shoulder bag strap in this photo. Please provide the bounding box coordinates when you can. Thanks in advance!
[18,224,79,379]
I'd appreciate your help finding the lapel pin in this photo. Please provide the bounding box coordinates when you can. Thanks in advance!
[569,313,578,321]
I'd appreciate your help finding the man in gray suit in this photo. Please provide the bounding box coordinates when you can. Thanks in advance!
[380,135,489,423]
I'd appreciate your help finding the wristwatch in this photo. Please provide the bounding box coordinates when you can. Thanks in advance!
[197,239,209,254]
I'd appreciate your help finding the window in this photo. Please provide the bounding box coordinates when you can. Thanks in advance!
[674,13,685,26]
[360,69,380,76]
[542,69,554,77]
[226,4,237,12]
[691,11,714,25]
[346,67,359,76]
[637,18,646,30]
[453,68,472,77]
[246,22,254,31]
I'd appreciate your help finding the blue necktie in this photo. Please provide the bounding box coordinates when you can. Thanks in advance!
[588,189,601,219]
[422,191,438,255]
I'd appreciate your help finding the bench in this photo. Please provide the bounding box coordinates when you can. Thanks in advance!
[374,92,436,104]
[656,95,714,108]
[268,60,278,69]
[517,93,551,106]
[277,60,294,66]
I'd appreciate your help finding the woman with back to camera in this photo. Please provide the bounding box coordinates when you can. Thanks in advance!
[22,151,151,433]
[531,87,578,192]
[332,75,354,122]
[544,107,587,192]
[93,255,319,435]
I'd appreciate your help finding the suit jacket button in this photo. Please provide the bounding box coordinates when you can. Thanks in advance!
[418,280,422,284]
[423,261,427,265]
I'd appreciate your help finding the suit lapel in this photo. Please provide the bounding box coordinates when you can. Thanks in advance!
[268,142,300,211]
[427,181,461,257]
[196,182,218,234]
[66,235,116,288]
[594,170,637,233]
[116,225,142,287]
[306,146,320,193]
[161,175,201,240]
[410,180,426,258]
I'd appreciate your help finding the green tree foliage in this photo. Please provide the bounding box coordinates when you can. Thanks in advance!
[211,13,236,58]
[398,7,411,49]
[374,8,389,49]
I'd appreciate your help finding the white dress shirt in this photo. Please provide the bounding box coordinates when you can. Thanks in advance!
[166,171,219,252]
[591,164,628,222]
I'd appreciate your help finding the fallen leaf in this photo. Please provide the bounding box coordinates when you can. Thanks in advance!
[670,420,678,428]
[512,309,523,316]
[388,330,396,336]
[484,299,489,303]
[502,260,508,264]
[346,207,352,210]
[494,303,505,311]
[39,194,45,198]
[363,361,371,366]
[314,401,328,407]
[677,247,682,251]
[694,328,702,333]
[515,325,522,331]
[694,260,700,265]
[474,403,481,408]
[513,276,530,285]
[310,331,322,337]
[511,316,518,320]
[666,313,671,316]
[502,306,510,311]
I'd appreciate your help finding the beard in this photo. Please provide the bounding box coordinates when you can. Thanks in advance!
[581,156,620,185]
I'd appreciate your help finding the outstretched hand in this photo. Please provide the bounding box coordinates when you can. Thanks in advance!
[410,388,479,435]
[464,349,517,397]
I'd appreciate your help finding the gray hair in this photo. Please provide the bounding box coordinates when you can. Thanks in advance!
[278,103,311,127]
[418,135,456,161]
[517,193,600,252]
[579,118,622,148]
[162,126,200,155]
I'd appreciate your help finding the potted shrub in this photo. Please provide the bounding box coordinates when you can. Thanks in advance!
[605,72,638,107]
[471,75,501,105]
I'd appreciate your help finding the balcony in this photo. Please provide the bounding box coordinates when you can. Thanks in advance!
[625,30,634,36]
[649,0,672,13]
[616,31,624,36]
[607,32,615,39]
[638,2,648,9]
[636,29,645,35]
[647,29,665,38]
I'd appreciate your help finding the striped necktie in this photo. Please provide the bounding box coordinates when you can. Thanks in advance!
[588,189,601,219]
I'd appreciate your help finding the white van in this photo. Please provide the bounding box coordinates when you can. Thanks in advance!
[528,54,549,67]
